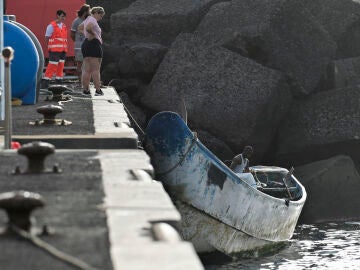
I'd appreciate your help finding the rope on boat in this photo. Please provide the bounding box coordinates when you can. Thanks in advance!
[156,137,197,176]
[10,224,99,270]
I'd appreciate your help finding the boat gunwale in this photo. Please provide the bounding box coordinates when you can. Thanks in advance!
[195,139,307,206]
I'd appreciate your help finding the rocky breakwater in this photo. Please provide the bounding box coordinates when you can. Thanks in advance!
[99,0,360,223]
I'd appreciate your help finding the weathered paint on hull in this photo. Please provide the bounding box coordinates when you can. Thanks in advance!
[145,112,307,254]
[177,201,283,255]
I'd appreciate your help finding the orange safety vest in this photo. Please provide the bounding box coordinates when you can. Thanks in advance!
[48,21,68,52]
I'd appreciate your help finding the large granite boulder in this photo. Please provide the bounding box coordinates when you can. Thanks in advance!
[194,0,336,96]
[303,0,360,59]
[101,42,167,91]
[195,130,235,163]
[325,57,360,90]
[110,0,221,46]
[140,33,292,160]
[86,0,135,32]
[117,43,168,82]
[101,44,123,84]
[101,62,120,85]
[295,155,360,224]
[275,86,360,168]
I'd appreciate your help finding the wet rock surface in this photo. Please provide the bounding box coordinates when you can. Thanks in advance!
[296,155,360,224]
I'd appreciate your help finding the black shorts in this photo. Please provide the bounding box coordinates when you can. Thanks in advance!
[81,38,103,58]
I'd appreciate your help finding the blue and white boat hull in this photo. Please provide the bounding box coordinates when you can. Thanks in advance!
[145,112,306,255]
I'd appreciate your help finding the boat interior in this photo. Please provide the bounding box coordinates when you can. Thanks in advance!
[251,169,303,201]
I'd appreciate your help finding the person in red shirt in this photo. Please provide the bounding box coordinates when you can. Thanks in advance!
[42,10,68,88]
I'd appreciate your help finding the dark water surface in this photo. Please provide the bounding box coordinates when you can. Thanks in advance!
[203,222,360,269]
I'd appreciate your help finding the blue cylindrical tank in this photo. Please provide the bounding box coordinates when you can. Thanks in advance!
[10,19,45,103]
[3,15,39,105]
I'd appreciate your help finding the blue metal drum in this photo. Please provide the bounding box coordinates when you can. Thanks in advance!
[3,16,39,105]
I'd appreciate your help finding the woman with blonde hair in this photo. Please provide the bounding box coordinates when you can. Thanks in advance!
[79,6,105,95]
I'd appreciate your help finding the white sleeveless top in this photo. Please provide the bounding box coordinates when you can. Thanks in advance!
[233,154,248,173]
[233,154,256,187]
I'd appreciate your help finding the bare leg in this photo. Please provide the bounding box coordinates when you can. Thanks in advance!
[89,57,102,90]
[76,61,82,82]
[81,60,85,87]
[82,56,103,94]
[82,57,92,91]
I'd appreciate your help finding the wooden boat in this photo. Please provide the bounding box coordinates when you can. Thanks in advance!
[144,111,307,256]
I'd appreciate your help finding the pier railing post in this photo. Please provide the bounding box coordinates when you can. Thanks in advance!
[2,47,14,149]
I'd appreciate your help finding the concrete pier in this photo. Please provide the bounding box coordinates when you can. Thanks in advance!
[12,85,138,149]
[0,84,204,269]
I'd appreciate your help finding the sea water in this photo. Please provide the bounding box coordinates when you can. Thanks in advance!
[203,222,360,269]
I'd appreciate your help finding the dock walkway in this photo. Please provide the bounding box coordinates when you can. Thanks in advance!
[0,84,204,270]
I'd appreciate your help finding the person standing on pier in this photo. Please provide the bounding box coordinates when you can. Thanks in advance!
[79,6,105,96]
[70,4,90,84]
[42,10,68,87]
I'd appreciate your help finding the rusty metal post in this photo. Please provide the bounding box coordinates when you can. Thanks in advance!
[2,47,14,149]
